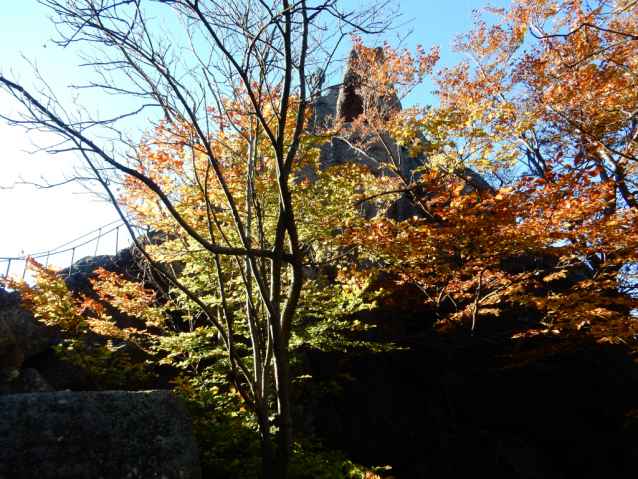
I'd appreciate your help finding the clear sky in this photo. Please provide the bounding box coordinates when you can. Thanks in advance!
[0,0,510,277]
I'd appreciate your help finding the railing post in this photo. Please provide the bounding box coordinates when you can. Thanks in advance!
[94,228,102,256]
[69,248,76,278]
[5,259,11,278]
[22,257,30,279]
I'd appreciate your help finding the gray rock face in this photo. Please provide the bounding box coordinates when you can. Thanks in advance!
[0,390,201,479]
[308,86,338,131]
[0,288,59,362]
[302,48,487,226]
[336,47,365,122]
[0,320,20,381]
[0,368,54,396]
[0,289,60,395]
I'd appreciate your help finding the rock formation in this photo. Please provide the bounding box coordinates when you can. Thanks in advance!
[0,286,59,362]
[305,45,494,223]
[0,288,61,394]
[0,390,201,479]
[335,47,366,122]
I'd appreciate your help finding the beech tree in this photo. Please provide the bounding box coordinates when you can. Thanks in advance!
[4,0,638,475]
[0,1,395,477]
[433,0,638,196]
[334,0,638,354]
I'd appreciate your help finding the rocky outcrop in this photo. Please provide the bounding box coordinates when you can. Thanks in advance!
[336,47,366,122]
[303,47,410,180]
[308,85,339,131]
[0,289,59,395]
[0,287,59,362]
[21,348,84,390]
[0,390,201,479]
[336,46,402,123]
[306,46,495,223]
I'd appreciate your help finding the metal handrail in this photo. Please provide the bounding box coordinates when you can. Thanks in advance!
[0,219,142,278]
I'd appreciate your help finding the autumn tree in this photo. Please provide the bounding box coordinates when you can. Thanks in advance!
[434,0,638,197]
[329,1,638,355]
[3,0,638,474]
[423,0,638,346]
[0,1,396,477]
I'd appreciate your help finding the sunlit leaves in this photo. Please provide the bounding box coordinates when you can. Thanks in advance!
[341,168,638,349]
[91,268,166,328]
[0,260,153,388]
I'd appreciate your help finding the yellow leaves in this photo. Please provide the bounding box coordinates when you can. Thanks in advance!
[2,259,85,331]
[542,270,568,282]
[91,268,166,329]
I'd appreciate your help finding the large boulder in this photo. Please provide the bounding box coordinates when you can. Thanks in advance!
[0,368,54,396]
[0,390,201,479]
[0,319,21,382]
[0,288,59,362]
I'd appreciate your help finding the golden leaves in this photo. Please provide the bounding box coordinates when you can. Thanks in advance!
[90,268,166,329]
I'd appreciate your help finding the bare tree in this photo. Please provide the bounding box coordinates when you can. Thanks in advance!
[0,1,395,477]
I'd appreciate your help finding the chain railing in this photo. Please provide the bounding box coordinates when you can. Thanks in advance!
[0,219,136,280]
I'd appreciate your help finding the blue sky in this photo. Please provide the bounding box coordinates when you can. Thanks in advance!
[0,0,510,277]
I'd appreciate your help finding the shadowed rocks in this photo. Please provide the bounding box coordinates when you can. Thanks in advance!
[0,390,201,479]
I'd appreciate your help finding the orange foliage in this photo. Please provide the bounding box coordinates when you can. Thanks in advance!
[434,0,638,199]
[90,268,165,328]
[344,169,638,349]
[0,259,139,342]
[334,5,638,353]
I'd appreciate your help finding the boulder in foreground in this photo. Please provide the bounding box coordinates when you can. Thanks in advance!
[0,390,201,479]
